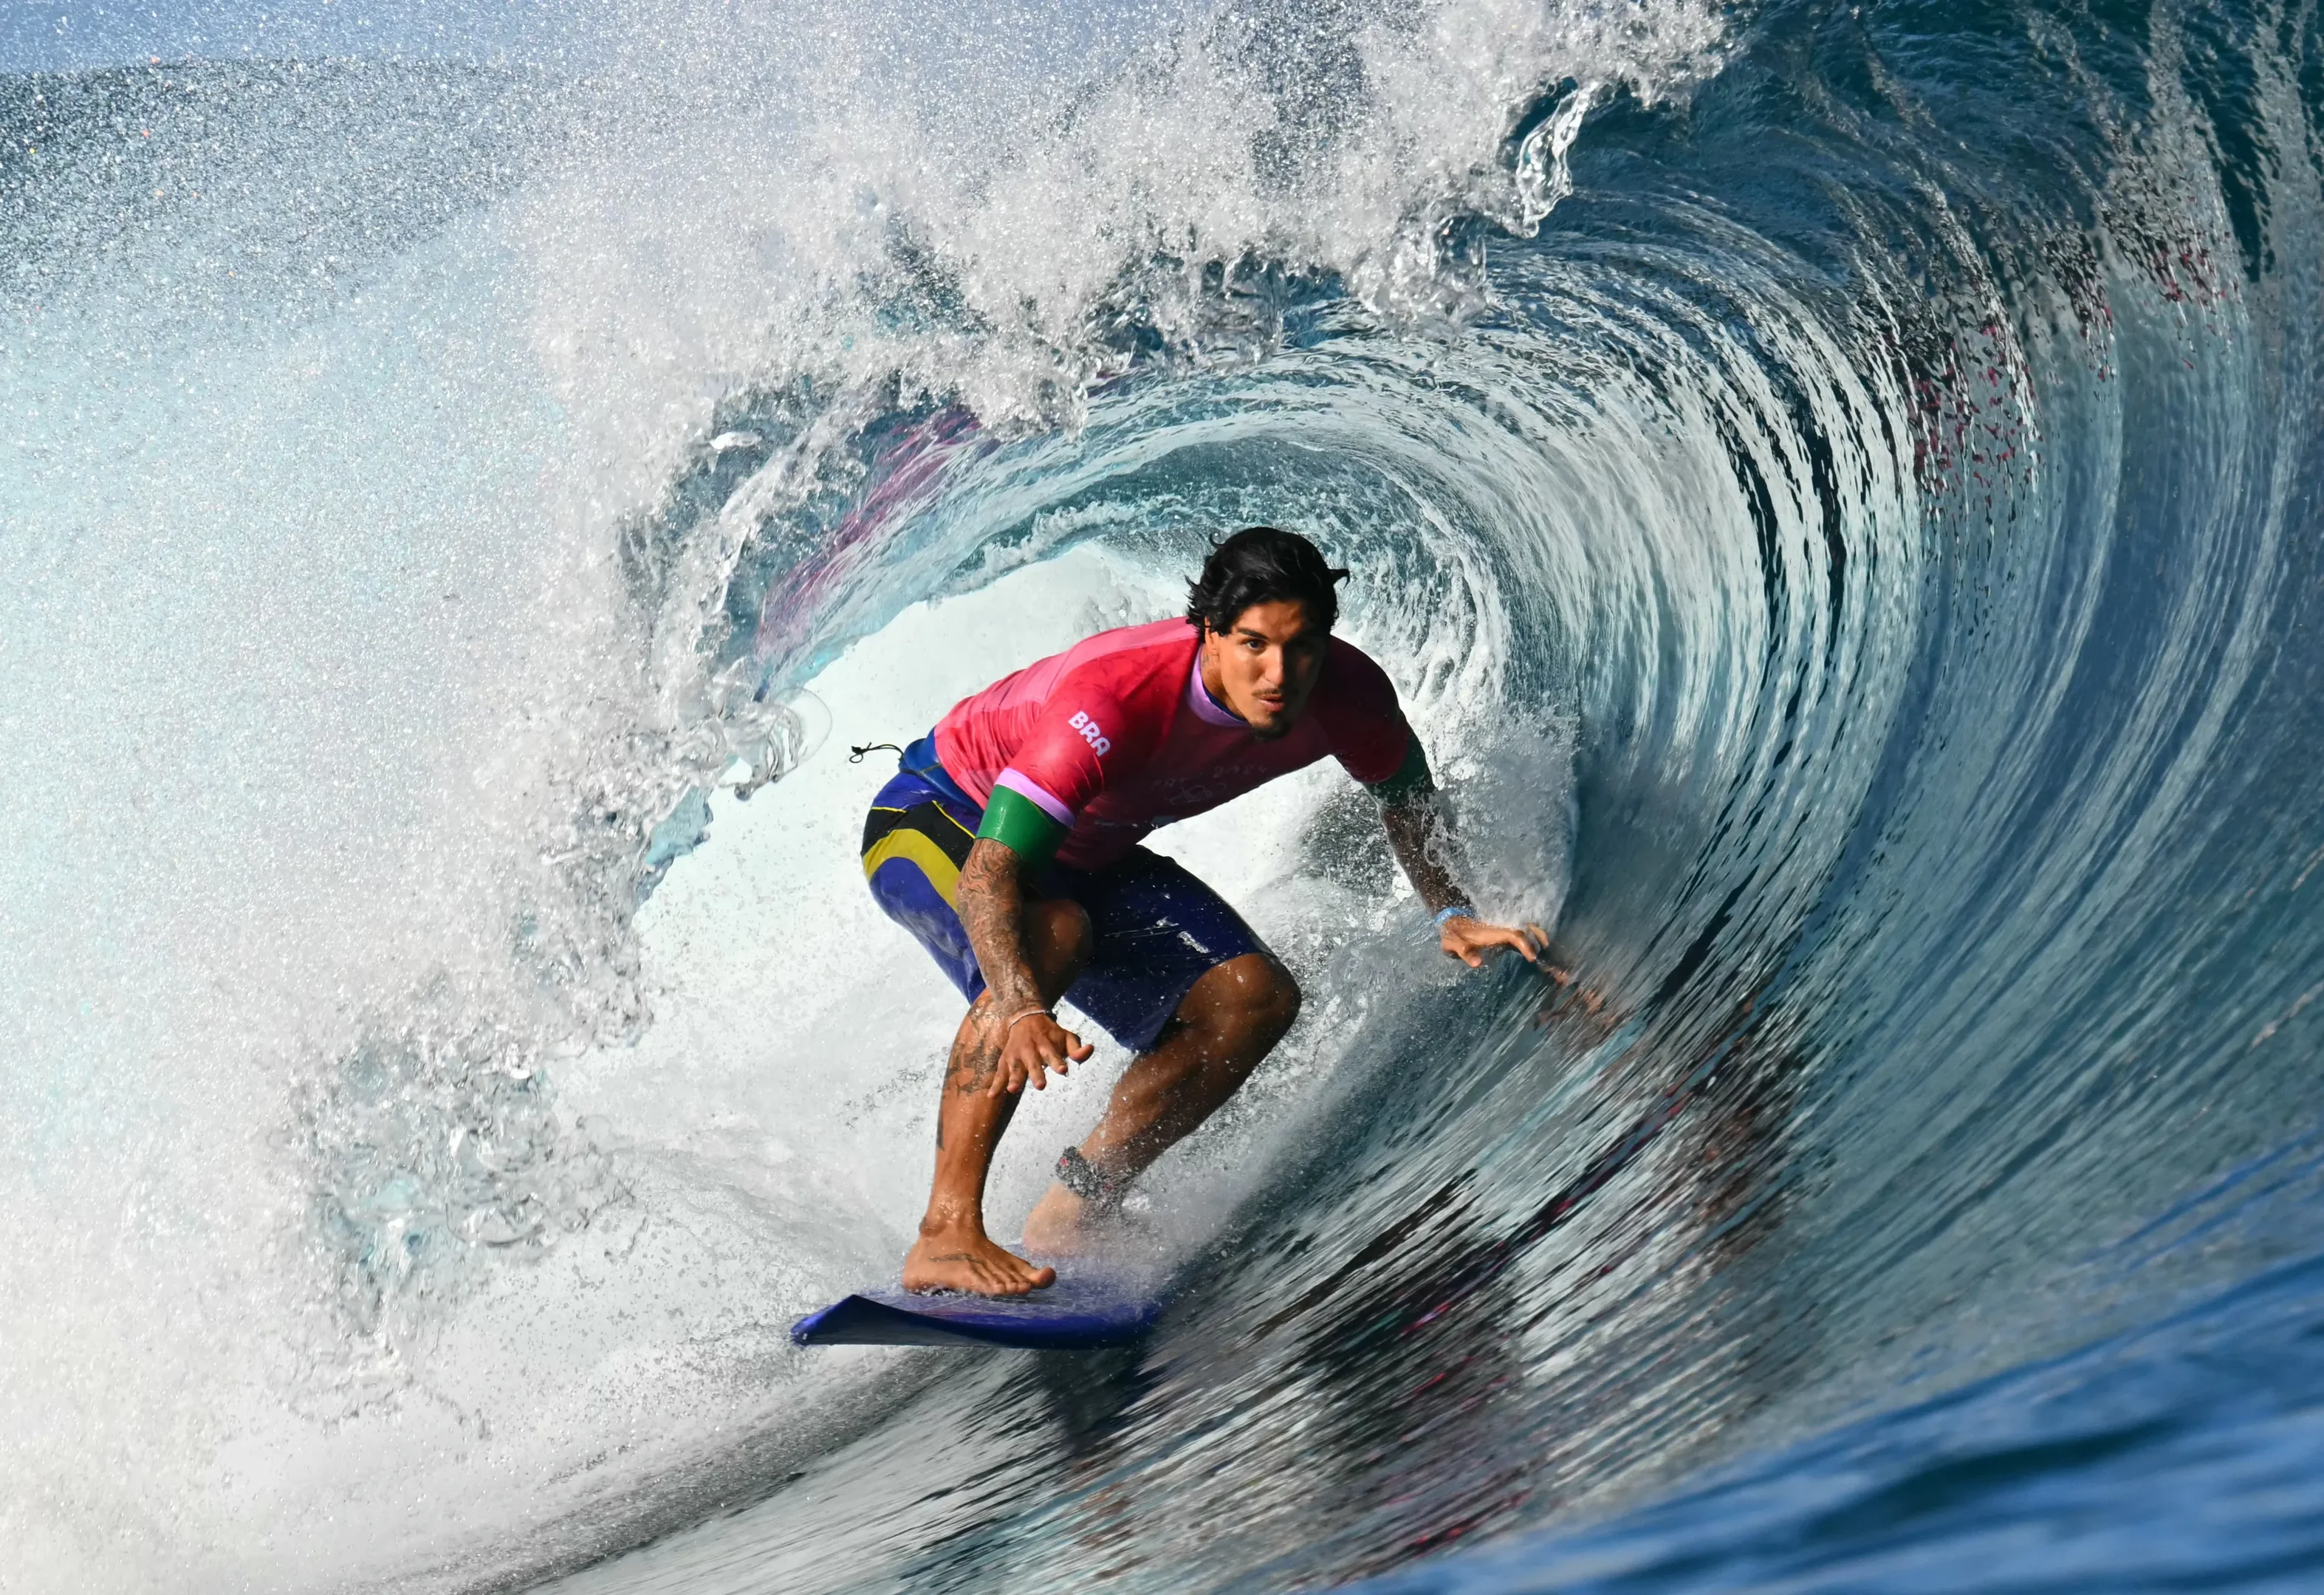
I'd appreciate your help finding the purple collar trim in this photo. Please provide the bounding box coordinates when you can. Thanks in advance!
[1186,654,1245,728]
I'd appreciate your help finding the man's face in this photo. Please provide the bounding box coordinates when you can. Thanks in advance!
[1200,599,1330,738]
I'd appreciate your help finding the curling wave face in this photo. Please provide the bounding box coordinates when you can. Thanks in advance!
[7,0,2324,1588]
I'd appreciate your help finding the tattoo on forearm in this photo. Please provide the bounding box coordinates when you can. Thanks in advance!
[957,839,1044,1018]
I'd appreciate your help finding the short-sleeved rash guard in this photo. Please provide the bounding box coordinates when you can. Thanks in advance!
[932,618,1412,871]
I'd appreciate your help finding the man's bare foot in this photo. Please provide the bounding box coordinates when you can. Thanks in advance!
[902,1225,1056,1296]
[1021,1181,1094,1258]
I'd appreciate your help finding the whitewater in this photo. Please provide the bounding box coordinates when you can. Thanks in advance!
[4,0,2323,1588]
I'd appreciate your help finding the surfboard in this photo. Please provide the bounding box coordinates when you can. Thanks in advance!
[791,1269,1165,1350]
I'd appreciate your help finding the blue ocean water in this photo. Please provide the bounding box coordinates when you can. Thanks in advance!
[1362,1144,2324,1593]
[4,0,2323,1588]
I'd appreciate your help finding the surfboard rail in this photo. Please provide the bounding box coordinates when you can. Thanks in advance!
[792,1275,1163,1350]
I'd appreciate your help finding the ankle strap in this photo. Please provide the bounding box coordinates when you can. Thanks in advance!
[1055,1146,1127,1211]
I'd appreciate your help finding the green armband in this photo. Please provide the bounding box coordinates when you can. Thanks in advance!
[976,785,1068,871]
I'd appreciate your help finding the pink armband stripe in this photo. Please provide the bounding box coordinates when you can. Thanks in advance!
[993,767,1075,826]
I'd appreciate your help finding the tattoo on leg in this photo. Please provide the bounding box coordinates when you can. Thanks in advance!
[953,1035,1000,1094]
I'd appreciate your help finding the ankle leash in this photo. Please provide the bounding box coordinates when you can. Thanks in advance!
[1055,1146,1128,1212]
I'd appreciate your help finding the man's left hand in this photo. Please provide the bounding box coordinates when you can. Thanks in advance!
[1439,915,1549,968]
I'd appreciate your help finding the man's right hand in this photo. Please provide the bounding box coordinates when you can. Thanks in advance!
[1439,915,1550,968]
[990,1009,1094,1097]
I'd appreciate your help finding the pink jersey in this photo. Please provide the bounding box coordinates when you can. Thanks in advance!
[932,618,1410,870]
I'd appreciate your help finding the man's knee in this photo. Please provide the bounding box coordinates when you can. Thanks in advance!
[1027,899,1093,975]
[1258,958,1301,1039]
[1213,953,1300,1046]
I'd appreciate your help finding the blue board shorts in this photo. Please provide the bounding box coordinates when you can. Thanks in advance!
[860,737,1268,1054]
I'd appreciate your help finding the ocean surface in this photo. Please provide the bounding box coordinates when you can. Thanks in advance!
[4,0,2324,1589]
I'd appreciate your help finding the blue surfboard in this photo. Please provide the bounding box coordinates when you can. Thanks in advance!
[791,1269,1165,1350]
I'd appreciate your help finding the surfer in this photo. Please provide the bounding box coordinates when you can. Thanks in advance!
[860,526,1549,1294]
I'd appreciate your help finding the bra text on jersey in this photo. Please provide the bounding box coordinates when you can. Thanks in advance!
[1069,710,1113,756]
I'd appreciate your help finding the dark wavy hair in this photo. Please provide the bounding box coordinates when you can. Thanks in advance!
[1185,526,1349,635]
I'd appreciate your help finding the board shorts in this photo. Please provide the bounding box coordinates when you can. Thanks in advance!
[861,736,1269,1054]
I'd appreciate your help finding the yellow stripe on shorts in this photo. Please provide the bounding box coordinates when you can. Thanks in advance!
[861,827,964,904]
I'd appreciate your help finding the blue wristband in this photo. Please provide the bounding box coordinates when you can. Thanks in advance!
[1433,904,1476,930]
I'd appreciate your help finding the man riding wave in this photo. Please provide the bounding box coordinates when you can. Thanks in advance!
[859,526,1547,1295]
